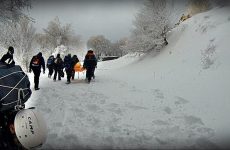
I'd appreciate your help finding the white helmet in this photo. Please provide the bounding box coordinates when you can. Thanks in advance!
[14,108,47,149]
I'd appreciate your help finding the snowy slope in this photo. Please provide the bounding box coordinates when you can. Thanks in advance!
[26,7,230,149]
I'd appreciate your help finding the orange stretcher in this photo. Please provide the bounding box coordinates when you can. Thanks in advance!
[74,62,86,79]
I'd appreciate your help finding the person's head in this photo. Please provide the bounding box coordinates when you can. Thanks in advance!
[38,52,42,57]
[57,54,60,58]
[68,54,71,57]
[8,46,14,55]
[88,50,93,54]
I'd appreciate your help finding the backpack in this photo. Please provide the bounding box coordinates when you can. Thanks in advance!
[0,62,32,112]
[54,58,61,65]
[47,57,54,66]
[64,56,71,70]
[31,56,40,67]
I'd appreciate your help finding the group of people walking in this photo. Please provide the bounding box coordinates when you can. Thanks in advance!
[0,46,97,91]
[46,53,80,83]
[29,49,97,90]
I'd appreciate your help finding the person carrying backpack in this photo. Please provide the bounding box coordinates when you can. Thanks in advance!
[71,55,79,80]
[29,52,45,90]
[0,46,15,67]
[53,53,63,81]
[83,49,97,83]
[64,54,73,84]
[47,55,55,78]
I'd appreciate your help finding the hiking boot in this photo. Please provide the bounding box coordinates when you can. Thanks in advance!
[35,87,40,90]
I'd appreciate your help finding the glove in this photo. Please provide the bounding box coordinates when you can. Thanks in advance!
[29,69,32,73]
[43,70,45,74]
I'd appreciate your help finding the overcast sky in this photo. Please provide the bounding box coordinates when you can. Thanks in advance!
[25,0,143,42]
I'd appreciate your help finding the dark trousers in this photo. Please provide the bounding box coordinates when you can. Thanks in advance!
[53,69,61,80]
[48,67,53,77]
[33,70,41,89]
[66,69,72,82]
[86,67,95,81]
[71,71,75,80]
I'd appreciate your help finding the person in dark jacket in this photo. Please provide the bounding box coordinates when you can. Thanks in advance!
[47,55,55,78]
[53,54,63,81]
[83,49,97,83]
[71,55,79,80]
[29,52,45,90]
[64,54,72,84]
[0,46,15,67]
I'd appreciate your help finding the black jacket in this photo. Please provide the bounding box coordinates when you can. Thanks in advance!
[0,52,15,66]
[83,54,97,70]
[54,57,63,70]
[29,55,45,72]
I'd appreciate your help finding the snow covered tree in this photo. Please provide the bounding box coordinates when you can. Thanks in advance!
[37,17,82,57]
[87,35,111,58]
[111,38,128,57]
[42,17,72,50]
[126,0,171,53]
[0,0,31,23]
[87,36,128,58]
[0,17,36,71]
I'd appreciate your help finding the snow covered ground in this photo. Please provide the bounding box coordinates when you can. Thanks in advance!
[26,6,230,149]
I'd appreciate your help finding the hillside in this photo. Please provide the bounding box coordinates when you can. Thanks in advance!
[26,6,230,149]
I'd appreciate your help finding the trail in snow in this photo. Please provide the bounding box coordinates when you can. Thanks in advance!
[26,68,217,149]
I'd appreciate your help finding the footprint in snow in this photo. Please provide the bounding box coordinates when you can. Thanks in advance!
[163,107,172,114]
[152,89,165,99]
[174,96,189,105]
